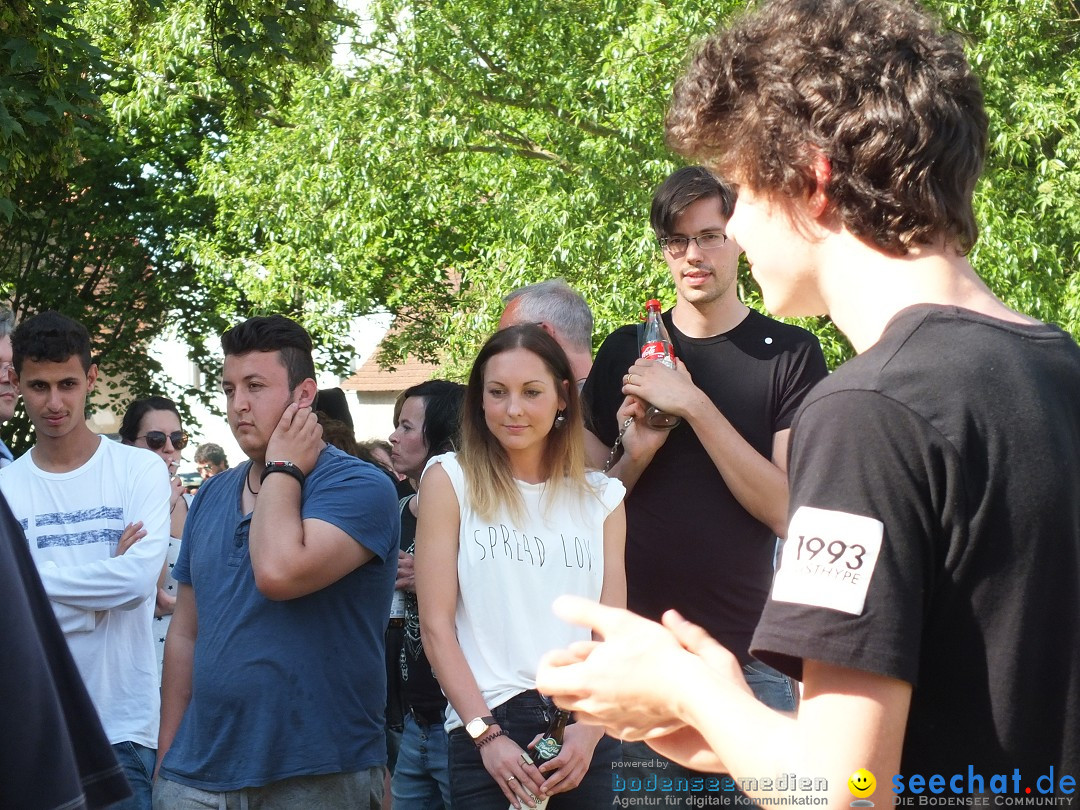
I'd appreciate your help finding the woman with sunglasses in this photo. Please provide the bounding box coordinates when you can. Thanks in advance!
[415,325,626,810]
[119,396,189,680]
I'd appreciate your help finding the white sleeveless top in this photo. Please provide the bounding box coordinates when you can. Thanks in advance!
[423,452,624,731]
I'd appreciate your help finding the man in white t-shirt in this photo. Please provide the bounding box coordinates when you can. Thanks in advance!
[0,310,169,810]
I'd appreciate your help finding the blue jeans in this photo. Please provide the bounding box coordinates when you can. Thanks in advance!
[391,714,452,810]
[109,741,155,810]
[448,690,619,810]
[618,661,795,808]
[742,659,799,713]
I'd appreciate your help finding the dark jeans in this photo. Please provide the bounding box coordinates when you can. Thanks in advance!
[448,690,619,810]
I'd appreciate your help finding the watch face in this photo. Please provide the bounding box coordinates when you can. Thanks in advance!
[466,717,489,739]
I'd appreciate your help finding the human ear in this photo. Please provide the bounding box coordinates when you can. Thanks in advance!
[807,151,832,219]
[294,378,319,408]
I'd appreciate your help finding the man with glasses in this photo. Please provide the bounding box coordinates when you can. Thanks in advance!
[0,310,170,810]
[0,306,18,466]
[193,442,228,479]
[582,166,827,802]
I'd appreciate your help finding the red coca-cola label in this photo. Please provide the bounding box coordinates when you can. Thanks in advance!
[641,340,669,360]
[641,342,676,369]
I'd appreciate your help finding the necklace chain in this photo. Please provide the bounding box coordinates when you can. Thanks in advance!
[246,467,259,496]
[604,416,635,473]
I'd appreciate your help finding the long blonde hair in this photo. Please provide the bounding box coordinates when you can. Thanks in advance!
[458,325,590,522]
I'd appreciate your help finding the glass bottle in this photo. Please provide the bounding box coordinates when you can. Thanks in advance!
[640,299,682,429]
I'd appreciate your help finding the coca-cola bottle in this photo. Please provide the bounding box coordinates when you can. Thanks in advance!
[639,299,682,430]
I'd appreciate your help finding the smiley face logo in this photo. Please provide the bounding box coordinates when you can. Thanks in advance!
[848,768,876,798]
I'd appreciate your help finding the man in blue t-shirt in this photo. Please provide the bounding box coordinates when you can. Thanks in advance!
[155,315,399,808]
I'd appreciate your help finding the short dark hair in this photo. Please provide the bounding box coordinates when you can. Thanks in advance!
[650,166,737,239]
[396,379,466,458]
[118,396,181,443]
[315,387,353,429]
[220,315,316,390]
[194,442,228,466]
[11,311,93,374]
[666,0,987,255]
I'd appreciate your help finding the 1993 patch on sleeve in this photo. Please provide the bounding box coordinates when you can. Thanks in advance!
[771,506,884,615]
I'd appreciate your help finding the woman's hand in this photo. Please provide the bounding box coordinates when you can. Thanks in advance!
[528,721,603,797]
[478,732,547,809]
[168,473,185,511]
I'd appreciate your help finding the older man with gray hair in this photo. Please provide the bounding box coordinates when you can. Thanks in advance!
[498,278,594,388]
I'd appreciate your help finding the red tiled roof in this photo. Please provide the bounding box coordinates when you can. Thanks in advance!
[341,350,440,393]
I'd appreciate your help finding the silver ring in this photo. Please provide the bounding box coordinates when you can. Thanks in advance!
[506,775,518,783]
[520,752,535,766]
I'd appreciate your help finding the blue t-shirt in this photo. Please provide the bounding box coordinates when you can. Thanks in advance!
[161,446,399,790]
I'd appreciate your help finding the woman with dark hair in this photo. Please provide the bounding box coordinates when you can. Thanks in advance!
[118,396,189,679]
[387,379,465,809]
[415,325,626,809]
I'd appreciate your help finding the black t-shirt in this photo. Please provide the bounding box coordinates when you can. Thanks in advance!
[752,305,1080,777]
[584,308,827,662]
[397,495,449,721]
[0,495,132,809]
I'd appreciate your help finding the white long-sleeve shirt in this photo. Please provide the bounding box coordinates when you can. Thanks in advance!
[0,436,170,747]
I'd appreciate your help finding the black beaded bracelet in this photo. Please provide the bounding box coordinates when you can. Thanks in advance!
[261,460,306,487]
[475,728,507,749]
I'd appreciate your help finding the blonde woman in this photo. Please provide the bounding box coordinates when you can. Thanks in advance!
[416,324,625,810]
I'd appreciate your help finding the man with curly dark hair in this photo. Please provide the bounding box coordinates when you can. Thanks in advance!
[538,0,1080,804]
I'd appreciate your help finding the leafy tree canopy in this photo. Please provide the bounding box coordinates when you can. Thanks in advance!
[1,0,1077,444]
[177,0,1080,373]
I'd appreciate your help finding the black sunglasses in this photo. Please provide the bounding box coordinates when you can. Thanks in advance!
[138,430,189,451]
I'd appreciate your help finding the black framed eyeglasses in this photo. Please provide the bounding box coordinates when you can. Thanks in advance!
[139,430,189,451]
[658,233,728,256]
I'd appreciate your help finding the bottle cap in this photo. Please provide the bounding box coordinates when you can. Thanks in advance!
[646,299,661,310]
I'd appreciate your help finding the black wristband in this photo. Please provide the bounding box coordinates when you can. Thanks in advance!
[474,728,507,749]
[261,460,306,487]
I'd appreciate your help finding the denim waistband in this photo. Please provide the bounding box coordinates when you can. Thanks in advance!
[410,705,447,727]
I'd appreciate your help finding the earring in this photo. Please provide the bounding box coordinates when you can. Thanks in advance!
[554,410,566,428]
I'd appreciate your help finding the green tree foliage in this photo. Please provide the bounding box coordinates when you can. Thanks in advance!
[0,0,346,451]
[0,0,104,221]
[184,0,1078,374]
[935,0,1080,337]
[0,116,230,452]
[1,0,1078,415]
